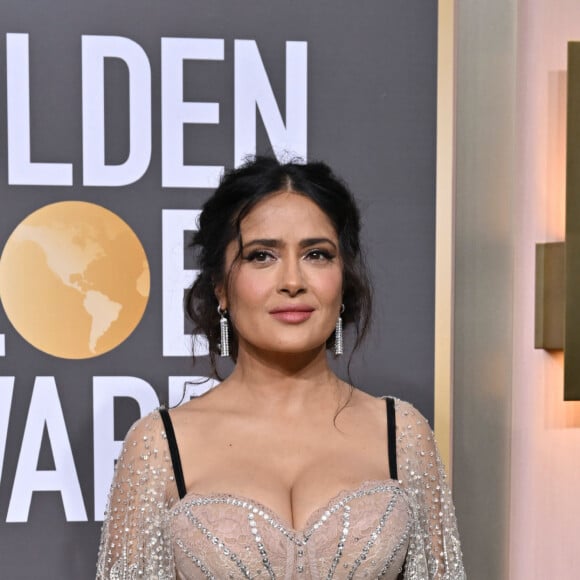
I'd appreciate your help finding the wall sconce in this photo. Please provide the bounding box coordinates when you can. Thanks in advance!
[535,41,580,400]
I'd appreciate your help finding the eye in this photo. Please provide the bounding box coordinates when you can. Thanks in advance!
[244,250,276,263]
[305,249,334,261]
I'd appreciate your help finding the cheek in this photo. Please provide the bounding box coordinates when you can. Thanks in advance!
[228,270,271,310]
[313,268,343,301]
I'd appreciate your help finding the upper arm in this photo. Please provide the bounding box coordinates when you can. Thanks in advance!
[394,400,465,580]
[96,411,178,579]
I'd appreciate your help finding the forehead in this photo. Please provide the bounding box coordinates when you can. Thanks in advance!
[240,191,337,239]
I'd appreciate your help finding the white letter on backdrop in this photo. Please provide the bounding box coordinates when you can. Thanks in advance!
[161,38,224,188]
[162,210,208,357]
[82,36,152,186]
[6,377,87,522]
[6,34,73,185]
[234,40,308,166]
[0,377,15,487]
[93,376,159,520]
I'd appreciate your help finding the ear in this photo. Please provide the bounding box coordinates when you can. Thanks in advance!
[214,282,227,311]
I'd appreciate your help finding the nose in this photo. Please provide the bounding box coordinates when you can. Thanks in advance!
[278,257,306,297]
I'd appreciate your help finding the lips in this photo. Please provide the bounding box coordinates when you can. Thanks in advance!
[269,305,315,324]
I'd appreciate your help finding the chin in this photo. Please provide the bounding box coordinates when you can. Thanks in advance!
[267,342,328,356]
[237,327,334,357]
[241,338,328,357]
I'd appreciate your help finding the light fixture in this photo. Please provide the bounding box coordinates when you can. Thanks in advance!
[535,41,580,400]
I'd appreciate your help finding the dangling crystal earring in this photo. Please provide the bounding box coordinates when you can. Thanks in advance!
[334,304,345,356]
[218,306,230,357]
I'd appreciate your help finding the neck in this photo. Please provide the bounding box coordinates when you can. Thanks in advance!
[224,343,346,415]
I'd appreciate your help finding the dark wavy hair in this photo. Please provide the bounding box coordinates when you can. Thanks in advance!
[185,156,372,378]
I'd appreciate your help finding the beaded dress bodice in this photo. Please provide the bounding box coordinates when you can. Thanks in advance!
[171,481,410,579]
[96,399,465,579]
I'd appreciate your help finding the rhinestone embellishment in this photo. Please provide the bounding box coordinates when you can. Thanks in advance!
[172,483,408,579]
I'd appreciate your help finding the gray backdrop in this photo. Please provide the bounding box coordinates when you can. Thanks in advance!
[0,1,437,577]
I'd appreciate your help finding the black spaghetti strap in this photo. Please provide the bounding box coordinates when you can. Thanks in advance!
[159,406,187,499]
[386,397,398,481]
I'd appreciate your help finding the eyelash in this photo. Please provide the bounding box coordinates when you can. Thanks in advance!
[305,249,335,261]
[243,249,335,263]
[244,250,275,263]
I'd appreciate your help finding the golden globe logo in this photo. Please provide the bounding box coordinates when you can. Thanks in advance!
[0,201,150,358]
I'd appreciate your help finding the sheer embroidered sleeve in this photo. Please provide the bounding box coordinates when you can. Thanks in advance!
[395,399,466,580]
[96,411,178,579]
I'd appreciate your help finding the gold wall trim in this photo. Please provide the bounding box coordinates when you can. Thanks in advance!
[434,0,455,474]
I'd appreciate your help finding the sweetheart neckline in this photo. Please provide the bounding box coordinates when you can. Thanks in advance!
[172,478,403,534]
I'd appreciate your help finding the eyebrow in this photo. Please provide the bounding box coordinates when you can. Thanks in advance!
[242,237,338,250]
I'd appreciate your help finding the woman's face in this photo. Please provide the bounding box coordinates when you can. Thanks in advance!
[219,191,343,357]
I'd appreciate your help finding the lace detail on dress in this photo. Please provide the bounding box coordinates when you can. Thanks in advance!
[395,401,465,580]
[170,481,411,579]
[96,399,466,580]
[95,412,177,579]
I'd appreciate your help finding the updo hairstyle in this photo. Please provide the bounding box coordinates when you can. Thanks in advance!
[185,156,372,376]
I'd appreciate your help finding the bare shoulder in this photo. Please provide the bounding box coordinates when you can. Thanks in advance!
[162,383,233,441]
[341,387,389,432]
[168,382,230,415]
[348,387,378,403]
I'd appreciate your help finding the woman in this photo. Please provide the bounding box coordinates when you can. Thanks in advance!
[96,157,465,579]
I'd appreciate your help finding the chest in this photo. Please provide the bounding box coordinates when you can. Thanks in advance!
[182,422,390,530]
[171,481,411,580]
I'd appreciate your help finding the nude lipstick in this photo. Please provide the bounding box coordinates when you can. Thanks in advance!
[269,305,314,323]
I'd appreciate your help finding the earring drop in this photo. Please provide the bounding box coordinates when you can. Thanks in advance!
[334,304,345,356]
[218,306,230,357]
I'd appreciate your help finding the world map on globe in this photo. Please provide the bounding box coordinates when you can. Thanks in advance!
[0,201,150,359]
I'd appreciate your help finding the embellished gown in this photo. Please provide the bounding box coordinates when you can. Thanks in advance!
[96,398,465,579]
